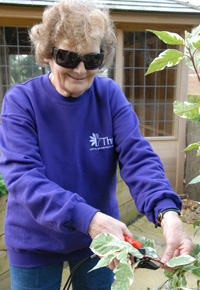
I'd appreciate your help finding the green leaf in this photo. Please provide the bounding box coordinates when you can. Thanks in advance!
[166,255,196,268]
[173,101,200,119]
[191,244,200,258]
[188,175,200,185]
[193,226,200,237]
[188,94,200,103]
[192,266,200,278]
[147,286,163,290]
[194,221,200,228]
[145,49,184,75]
[0,172,8,196]
[198,280,200,287]
[146,30,184,45]
[164,269,174,278]
[184,142,200,151]
[180,275,187,287]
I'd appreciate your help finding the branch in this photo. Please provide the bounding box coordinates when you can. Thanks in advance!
[188,47,200,83]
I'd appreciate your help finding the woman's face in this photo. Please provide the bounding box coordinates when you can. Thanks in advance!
[48,42,100,98]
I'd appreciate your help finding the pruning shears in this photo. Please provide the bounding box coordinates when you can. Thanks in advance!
[123,234,160,270]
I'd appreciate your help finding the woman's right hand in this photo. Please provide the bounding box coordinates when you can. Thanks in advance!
[88,212,133,270]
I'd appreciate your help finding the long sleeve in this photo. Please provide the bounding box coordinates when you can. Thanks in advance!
[109,81,182,223]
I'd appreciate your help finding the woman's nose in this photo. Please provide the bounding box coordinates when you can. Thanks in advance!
[74,61,87,73]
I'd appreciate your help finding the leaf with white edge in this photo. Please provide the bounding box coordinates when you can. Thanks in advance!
[184,142,200,151]
[146,30,184,45]
[112,262,134,290]
[142,246,159,259]
[185,30,196,70]
[90,233,118,247]
[166,255,196,267]
[133,235,155,249]
[107,239,144,259]
[192,36,200,49]
[145,49,184,75]
[116,248,129,264]
[89,253,116,272]
[127,246,143,260]
[194,49,200,69]
[90,233,144,260]
[131,260,140,270]
[188,175,200,185]
[185,29,200,70]
[173,101,200,119]
[90,233,121,256]
[191,24,200,38]
[197,149,200,156]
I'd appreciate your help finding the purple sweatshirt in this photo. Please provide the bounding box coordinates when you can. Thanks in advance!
[0,73,182,267]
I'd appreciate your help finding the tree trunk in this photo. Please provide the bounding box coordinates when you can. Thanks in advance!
[184,119,200,201]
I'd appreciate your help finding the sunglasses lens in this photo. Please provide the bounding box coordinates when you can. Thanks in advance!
[54,49,104,70]
[84,53,104,70]
[56,50,80,68]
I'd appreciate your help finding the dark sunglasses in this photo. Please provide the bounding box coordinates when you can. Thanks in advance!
[53,48,104,70]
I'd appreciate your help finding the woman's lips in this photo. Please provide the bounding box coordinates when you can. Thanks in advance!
[68,74,86,81]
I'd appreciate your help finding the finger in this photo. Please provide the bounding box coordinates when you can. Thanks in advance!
[122,224,133,238]
[160,263,175,272]
[160,246,174,265]
[173,249,180,257]
[107,260,115,270]
[107,258,119,270]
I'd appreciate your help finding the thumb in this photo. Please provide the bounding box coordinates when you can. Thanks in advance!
[122,225,133,239]
[161,246,174,265]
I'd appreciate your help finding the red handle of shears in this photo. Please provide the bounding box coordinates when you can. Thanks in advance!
[123,234,143,266]
[123,234,143,249]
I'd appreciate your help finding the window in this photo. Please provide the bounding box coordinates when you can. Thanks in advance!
[123,31,177,138]
[0,26,115,107]
[0,26,49,106]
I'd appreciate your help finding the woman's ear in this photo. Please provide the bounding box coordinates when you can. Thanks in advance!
[43,58,51,65]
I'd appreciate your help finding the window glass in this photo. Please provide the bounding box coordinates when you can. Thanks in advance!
[123,31,177,137]
[0,26,50,107]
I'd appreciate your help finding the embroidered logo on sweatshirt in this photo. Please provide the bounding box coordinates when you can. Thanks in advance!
[89,133,114,150]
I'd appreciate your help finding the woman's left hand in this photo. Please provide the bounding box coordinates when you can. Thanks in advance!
[160,211,194,270]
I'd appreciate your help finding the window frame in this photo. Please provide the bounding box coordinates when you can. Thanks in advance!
[114,26,184,141]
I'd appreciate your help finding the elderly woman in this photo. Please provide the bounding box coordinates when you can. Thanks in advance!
[0,0,193,290]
